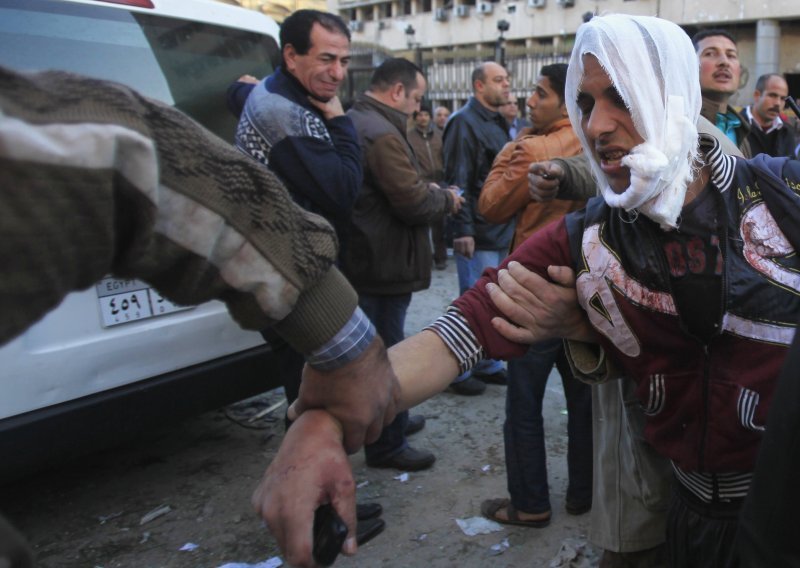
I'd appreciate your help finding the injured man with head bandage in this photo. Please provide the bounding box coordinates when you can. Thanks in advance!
[255,14,800,567]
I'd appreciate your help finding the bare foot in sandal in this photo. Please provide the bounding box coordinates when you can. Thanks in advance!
[480,497,551,528]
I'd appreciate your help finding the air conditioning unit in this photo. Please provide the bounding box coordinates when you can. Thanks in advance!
[348,19,364,32]
[477,2,494,14]
[455,4,470,17]
[434,7,448,21]
[556,0,575,6]
[528,0,546,7]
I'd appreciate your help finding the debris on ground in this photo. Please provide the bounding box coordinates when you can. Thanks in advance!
[179,542,199,551]
[548,537,601,567]
[490,537,510,555]
[139,504,171,525]
[455,516,504,536]
[217,557,283,568]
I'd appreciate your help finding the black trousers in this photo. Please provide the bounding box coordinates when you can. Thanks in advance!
[666,481,741,568]
[736,316,800,568]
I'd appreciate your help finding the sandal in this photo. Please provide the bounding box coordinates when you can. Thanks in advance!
[480,497,551,528]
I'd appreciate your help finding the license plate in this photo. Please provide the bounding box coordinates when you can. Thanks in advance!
[96,278,192,328]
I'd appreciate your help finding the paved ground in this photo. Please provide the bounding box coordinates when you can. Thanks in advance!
[0,259,600,567]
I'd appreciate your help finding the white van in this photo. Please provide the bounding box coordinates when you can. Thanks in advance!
[0,0,282,481]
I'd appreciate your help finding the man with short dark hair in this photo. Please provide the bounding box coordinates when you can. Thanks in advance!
[744,73,797,158]
[343,58,462,471]
[234,9,360,234]
[477,62,592,529]
[692,28,752,155]
[442,61,512,395]
[230,9,388,537]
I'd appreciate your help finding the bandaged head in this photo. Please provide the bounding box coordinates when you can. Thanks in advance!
[565,15,702,229]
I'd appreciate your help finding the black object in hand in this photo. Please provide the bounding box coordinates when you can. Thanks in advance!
[313,504,348,566]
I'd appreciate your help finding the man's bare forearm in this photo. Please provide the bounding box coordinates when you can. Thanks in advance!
[388,330,461,410]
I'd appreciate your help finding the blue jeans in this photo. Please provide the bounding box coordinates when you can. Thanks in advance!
[505,339,593,514]
[358,293,412,462]
[454,249,505,381]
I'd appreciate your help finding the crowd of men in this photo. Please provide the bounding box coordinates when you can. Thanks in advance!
[2,8,800,568]
[250,12,800,568]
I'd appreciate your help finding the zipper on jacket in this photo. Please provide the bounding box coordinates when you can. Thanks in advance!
[699,190,730,476]
[642,197,727,475]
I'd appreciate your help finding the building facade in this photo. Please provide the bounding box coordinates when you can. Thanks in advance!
[331,0,800,113]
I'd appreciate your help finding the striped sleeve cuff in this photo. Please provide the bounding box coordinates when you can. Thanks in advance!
[424,306,485,374]
[305,306,376,371]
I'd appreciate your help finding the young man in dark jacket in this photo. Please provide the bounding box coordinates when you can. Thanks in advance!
[343,59,462,470]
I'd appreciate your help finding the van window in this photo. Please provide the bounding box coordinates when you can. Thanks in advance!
[0,0,279,140]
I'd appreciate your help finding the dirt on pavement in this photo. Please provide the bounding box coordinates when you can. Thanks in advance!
[0,260,600,568]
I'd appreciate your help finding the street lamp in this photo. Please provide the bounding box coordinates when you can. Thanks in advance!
[495,19,510,67]
[405,24,423,69]
[405,24,416,48]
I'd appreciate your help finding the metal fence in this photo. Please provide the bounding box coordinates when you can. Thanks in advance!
[342,41,572,110]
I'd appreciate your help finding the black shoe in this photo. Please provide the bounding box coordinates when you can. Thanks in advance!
[448,376,487,396]
[475,369,507,385]
[357,502,383,521]
[366,446,436,471]
[405,414,426,436]
[565,501,591,516]
[434,261,447,270]
[357,517,386,546]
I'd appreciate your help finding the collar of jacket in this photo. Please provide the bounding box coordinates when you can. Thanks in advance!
[413,124,435,138]
[273,65,326,116]
[465,96,505,125]
[701,96,750,135]
[531,116,573,136]
[743,105,785,134]
[355,93,410,135]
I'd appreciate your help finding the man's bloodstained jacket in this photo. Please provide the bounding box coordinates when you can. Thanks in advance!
[440,136,800,476]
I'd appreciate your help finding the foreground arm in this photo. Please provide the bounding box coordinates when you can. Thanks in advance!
[272,332,459,564]
[0,66,397,452]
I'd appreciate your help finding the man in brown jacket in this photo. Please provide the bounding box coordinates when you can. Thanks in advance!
[477,63,593,528]
[343,58,463,471]
[408,103,450,269]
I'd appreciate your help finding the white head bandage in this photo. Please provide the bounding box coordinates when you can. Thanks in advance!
[565,15,701,229]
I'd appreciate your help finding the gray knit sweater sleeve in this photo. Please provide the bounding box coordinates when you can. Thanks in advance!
[0,66,357,356]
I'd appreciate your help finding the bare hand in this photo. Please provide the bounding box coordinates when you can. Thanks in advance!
[290,336,400,454]
[453,236,475,259]
[237,74,260,85]
[528,161,565,203]
[307,95,345,120]
[487,262,596,343]
[448,188,465,214]
[252,410,357,567]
